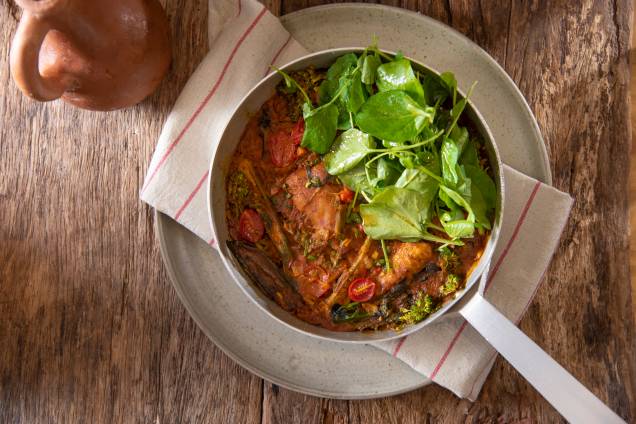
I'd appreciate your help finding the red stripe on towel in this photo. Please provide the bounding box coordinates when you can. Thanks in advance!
[174,170,209,220]
[265,34,293,76]
[141,6,267,194]
[483,181,542,292]
[429,321,469,379]
[392,337,407,357]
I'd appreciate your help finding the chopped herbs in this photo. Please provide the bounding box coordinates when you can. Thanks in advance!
[227,171,249,217]
[399,292,435,325]
[441,274,460,295]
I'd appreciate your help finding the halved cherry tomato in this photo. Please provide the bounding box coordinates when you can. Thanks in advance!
[338,187,354,203]
[290,118,305,145]
[238,208,264,243]
[348,278,376,302]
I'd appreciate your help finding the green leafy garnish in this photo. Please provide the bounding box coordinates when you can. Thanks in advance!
[275,45,497,246]
[301,103,339,154]
[376,59,425,106]
[355,91,435,142]
[360,187,453,244]
[361,54,381,85]
[324,128,374,174]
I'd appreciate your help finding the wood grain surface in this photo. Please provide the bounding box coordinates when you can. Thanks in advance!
[1,0,634,423]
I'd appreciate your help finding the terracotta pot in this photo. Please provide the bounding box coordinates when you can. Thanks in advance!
[10,0,172,111]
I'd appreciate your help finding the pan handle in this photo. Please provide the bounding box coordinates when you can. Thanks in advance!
[459,294,624,423]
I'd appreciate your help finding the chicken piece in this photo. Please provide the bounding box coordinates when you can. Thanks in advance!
[302,185,343,238]
[377,242,434,294]
[284,163,329,210]
[284,163,343,237]
[289,256,332,303]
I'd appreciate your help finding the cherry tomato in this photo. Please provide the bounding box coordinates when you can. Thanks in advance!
[338,187,354,203]
[290,118,305,145]
[347,278,376,302]
[238,208,264,243]
[268,128,297,168]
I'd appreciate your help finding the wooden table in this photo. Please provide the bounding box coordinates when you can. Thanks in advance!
[1,1,634,422]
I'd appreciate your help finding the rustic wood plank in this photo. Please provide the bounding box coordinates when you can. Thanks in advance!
[630,7,636,342]
[0,1,262,423]
[501,1,635,421]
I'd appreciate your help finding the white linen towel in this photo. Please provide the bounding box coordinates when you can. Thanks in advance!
[141,0,573,400]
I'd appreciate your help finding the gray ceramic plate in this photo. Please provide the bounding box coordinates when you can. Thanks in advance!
[155,4,552,399]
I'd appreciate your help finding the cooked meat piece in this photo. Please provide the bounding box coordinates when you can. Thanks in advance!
[377,242,434,294]
[285,163,343,237]
[285,163,329,210]
[290,256,335,302]
[302,185,344,238]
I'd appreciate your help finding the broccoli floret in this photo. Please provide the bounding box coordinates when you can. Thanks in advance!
[399,292,434,326]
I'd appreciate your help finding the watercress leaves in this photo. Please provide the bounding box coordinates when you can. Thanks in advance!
[438,185,476,238]
[277,46,497,245]
[301,103,339,154]
[376,59,425,106]
[395,168,439,209]
[324,129,374,174]
[441,137,460,185]
[355,91,435,142]
[465,164,496,207]
[440,72,458,104]
[446,82,475,136]
[360,187,430,241]
[375,157,401,188]
[459,139,480,167]
[338,163,376,199]
[361,54,381,85]
[327,53,358,80]
[340,71,366,114]
[465,164,496,229]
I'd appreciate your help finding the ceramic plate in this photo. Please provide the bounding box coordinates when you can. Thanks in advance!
[155,4,552,399]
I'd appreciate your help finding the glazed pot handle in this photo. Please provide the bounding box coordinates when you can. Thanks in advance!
[460,294,625,423]
[10,12,66,101]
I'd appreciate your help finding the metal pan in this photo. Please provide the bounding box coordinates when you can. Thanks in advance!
[209,48,503,343]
